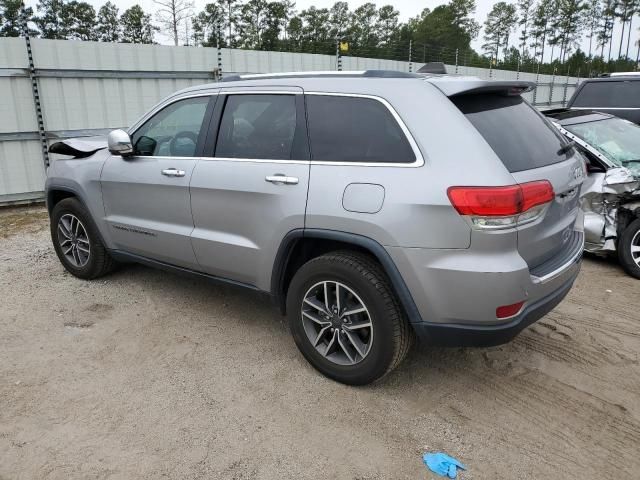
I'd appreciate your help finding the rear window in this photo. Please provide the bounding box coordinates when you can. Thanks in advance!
[572,80,640,108]
[452,94,567,172]
[306,95,416,163]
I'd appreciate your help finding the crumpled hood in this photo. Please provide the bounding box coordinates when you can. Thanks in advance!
[49,136,107,158]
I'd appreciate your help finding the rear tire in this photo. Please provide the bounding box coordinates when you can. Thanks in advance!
[618,218,640,279]
[50,197,115,279]
[286,251,413,385]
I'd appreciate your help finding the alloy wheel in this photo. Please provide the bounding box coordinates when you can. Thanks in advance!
[301,281,373,366]
[631,229,640,267]
[57,214,91,268]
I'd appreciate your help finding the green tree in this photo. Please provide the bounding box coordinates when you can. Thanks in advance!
[217,0,239,46]
[348,2,378,51]
[615,0,638,58]
[328,1,349,40]
[483,1,518,60]
[34,0,68,39]
[301,6,330,51]
[237,0,267,48]
[96,2,121,42]
[414,5,474,52]
[192,2,225,45]
[261,1,288,50]
[1,0,36,37]
[517,0,535,57]
[449,0,480,39]
[582,0,601,57]
[286,14,302,49]
[597,0,616,59]
[121,4,156,44]
[376,5,399,46]
[65,1,97,40]
[550,0,588,63]
[530,0,553,61]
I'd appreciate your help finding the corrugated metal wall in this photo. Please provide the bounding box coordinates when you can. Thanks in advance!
[0,38,581,204]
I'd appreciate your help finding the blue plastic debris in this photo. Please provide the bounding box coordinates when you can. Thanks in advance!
[423,452,466,478]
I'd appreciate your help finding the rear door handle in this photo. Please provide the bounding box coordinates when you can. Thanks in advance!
[161,168,186,177]
[265,174,299,185]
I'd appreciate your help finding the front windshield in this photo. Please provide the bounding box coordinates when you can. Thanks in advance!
[565,117,640,168]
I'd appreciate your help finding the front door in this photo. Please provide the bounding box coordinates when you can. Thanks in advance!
[101,94,214,269]
[189,88,310,290]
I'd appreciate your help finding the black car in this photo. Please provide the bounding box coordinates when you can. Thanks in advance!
[567,74,640,125]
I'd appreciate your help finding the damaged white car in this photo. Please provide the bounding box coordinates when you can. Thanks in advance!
[545,110,640,278]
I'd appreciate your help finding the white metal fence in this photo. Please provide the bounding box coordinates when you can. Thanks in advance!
[0,38,581,204]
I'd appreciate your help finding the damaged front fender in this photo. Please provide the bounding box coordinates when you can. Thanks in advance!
[581,167,640,253]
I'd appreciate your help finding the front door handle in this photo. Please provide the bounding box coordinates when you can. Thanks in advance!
[265,174,299,185]
[162,168,186,177]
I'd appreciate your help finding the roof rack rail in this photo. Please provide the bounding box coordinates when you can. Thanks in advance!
[220,70,420,82]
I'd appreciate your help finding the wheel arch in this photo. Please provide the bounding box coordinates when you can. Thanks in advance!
[271,229,423,323]
[46,187,79,213]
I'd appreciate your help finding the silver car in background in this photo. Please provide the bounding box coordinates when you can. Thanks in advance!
[45,71,584,384]
[546,109,640,278]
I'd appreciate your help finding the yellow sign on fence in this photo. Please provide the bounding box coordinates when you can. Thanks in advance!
[339,42,349,52]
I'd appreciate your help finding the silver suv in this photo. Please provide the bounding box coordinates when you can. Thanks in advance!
[45,71,585,385]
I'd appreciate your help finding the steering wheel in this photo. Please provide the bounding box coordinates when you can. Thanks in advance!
[169,131,199,156]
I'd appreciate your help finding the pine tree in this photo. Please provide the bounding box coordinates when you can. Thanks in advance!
[96,2,121,42]
[121,5,156,44]
[1,0,36,37]
[530,0,554,61]
[517,0,535,57]
[483,1,518,60]
[582,0,601,57]
[34,0,68,39]
[65,1,97,40]
[597,0,616,59]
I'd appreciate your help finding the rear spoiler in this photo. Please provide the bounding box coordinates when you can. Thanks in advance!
[426,78,536,98]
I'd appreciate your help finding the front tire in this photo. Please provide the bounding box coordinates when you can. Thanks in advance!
[286,251,412,385]
[50,197,115,279]
[618,218,640,279]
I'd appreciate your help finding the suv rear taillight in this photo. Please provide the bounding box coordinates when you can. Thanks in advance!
[447,181,554,230]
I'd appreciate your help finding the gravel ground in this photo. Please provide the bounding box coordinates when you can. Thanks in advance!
[1,205,639,480]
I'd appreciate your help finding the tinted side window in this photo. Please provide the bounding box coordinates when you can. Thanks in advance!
[215,94,297,160]
[306,95,416,163]
[132,96,209,157]
[572,81,640,108]
[452,94,567,173]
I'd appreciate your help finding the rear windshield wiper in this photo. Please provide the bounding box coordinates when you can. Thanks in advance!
[557,141,576,156]
[622,159,640,165]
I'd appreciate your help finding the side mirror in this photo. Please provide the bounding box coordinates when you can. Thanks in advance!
[107,129,133,157]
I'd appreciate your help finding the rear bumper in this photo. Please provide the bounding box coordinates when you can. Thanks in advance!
[386,229,583,347]
[411,270,578,347]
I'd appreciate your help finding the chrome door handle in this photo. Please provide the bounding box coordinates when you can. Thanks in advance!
[265,174,299,185]
[161,168,185,177]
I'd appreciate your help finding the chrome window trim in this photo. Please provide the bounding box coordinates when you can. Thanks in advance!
[304,92,425,168]
[127,91,218,135]
[124,89,425,167]
[219,89,303,95]
[571,107,640,110]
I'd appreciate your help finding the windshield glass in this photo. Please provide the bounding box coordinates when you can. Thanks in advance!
[565,117,640,168]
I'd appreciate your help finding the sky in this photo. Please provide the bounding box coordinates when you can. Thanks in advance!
[24,0,639,63]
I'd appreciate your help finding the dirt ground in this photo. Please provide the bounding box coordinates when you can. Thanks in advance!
[1,205,639,480]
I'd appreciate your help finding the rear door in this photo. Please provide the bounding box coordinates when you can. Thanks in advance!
[189,87,310,289]
[452,93,585,268]
[100,94,214,269]
[570,80,640,125]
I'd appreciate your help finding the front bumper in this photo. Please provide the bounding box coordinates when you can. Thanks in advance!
[411,271,578,347]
